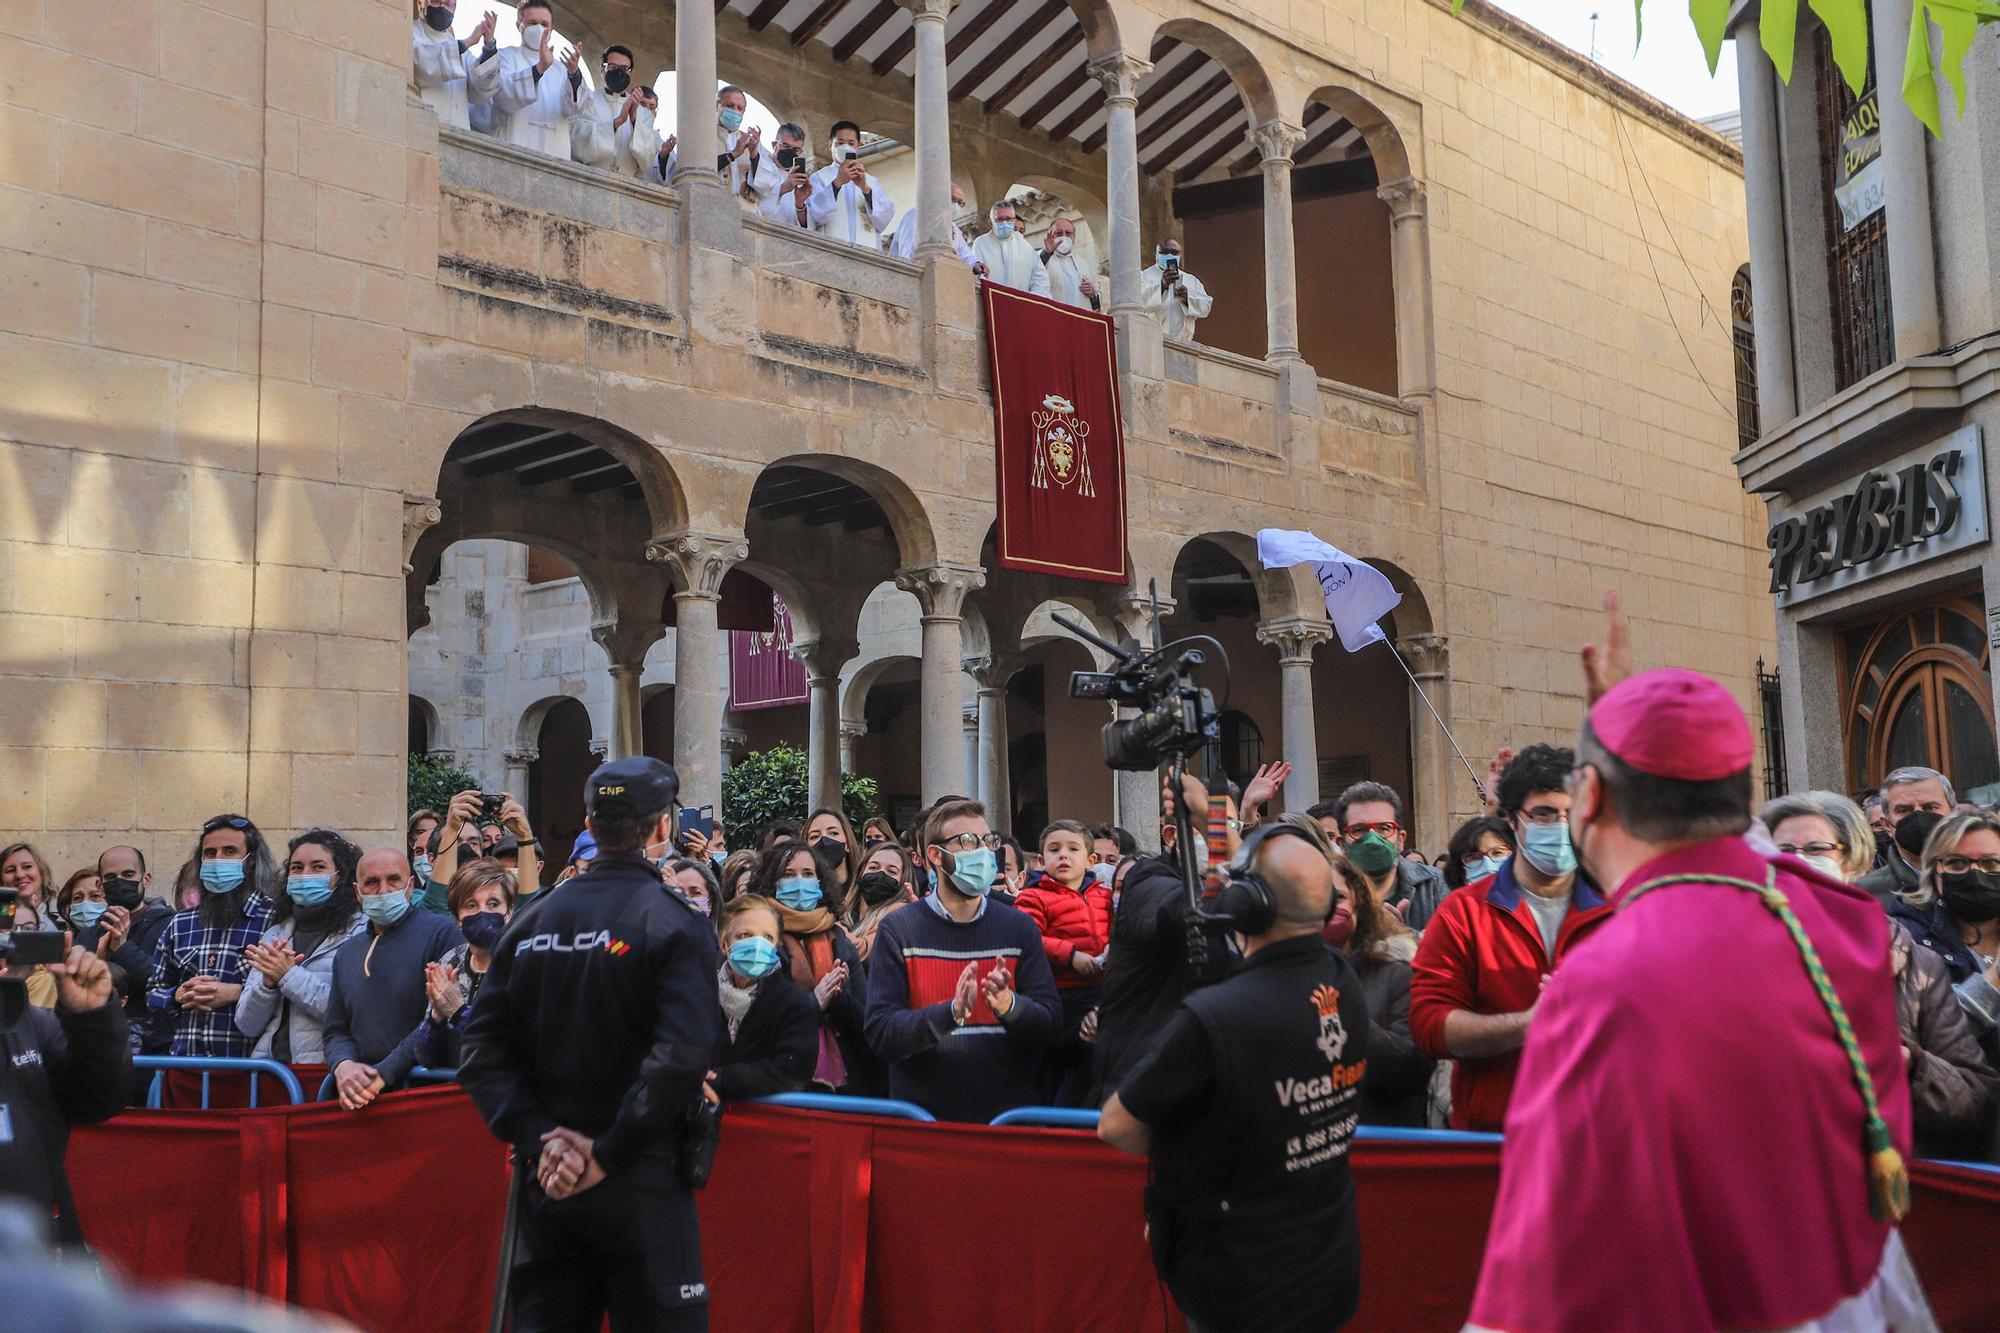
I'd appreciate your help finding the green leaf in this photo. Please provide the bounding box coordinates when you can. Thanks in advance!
[408,753,480,817]
[1808,0,1874,95]
[1633,0,1644,47]
[1760,0,1801,81]
[1689,0,1729,70]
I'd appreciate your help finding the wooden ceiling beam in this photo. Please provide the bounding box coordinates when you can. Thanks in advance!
[951,0,1067,101]
[830,0,896,62]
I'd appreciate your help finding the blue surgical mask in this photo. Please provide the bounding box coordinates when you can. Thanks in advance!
[1462,854,1508,883]
[67,899,107,929]
[1519,824,1577,877]
[360,889,411,926]
[1156,249,1174,266]
[992,220,1015,240]
[199,859,246,894]
[774,877,823,911]
[286,874,334,906]
[728,936,782,979]
[719,107,744,132]
[413,853,433,884]
[946,848,998,897]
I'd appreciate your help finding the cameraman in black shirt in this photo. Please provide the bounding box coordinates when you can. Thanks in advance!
[462,757,722,1332]
[1100,821,1370,1333]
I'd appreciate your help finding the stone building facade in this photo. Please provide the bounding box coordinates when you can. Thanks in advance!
[1731,10,2000,800]
[2,0,1767,876]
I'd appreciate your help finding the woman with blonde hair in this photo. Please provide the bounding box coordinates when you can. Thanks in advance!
[1,842,54,913]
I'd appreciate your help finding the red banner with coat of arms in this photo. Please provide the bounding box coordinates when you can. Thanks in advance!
[982,282,1127,583]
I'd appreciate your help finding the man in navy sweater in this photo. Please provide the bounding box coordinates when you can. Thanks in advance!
[325,849,460,1109]
[864,798,1061,1123]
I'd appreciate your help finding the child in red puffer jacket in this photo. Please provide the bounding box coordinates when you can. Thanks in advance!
[1014,820,1112,1104]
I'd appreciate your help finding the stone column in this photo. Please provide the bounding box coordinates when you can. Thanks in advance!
[895,563,985,802]
[961,708,981,796]
[838,719,867,772]
[719,727,748,775]
[502,747,538,802]
[674,0,720,192]
[965,653,1023,833]
[1376,176,1436,400]
[904,0,955,258]
[1396,633,1452,852]
[402,496,443,634]
[1090,53,1152,321]
[592,620,665,760]
[796,639,856,813]
[651,532,747,810]
[1254,121,1306,362]
[1868,0,1940,360]
[1110,591,1176,847]
[1256,617,1333,813]
[589,739,610,761]
[1733,31,1797,426]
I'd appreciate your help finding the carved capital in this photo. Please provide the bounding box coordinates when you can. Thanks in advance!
[649,531,748,601]
[1252,119,1307,167]
[1396,632,1449,677]
[1256,615,1335,665]
[895,0,955,20]
[402,494,443,574]
[592,619,668,668]
[963,651,1026,691]
[503,747,540,768]
[1088,52,1152,106]
[426,748,458,766]
[588,739,610,760]
[1112,589,1177,645]
[791,636,859,679]
[719,726,750,756]
[839,718,869,742]
[1376,175,1426,222]
[894,562,985,621]
[962,707,981,734]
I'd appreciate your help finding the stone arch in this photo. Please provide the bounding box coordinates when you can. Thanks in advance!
[732,557,824,646]
[410,518,623,631]
[1366,557,1434,639]
[1150,17,1282,128]
[517,692,602,751]
[408,693,441,755]
[427,407,691,537]
[1300,84,1414,183]
[1065,0,1124,61]
[841,651,920,724]
[752,453,939,568]
[1169,530,1308,622]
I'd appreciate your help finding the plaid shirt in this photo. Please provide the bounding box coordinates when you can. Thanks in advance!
[148,895,276,1057]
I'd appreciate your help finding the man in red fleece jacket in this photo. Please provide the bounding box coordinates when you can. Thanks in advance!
[1015,820,1112,1104]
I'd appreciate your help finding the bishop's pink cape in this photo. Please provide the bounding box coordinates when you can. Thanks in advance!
[1469,836,1910,1332]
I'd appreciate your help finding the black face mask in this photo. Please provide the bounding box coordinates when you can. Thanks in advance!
[603,66,631,94]
[424,6,454,32]
[1940,869,2000,923]
[775,145,799,169]
[1894,809,1944,861]
[103,876,144,910]
[856,871,903,906]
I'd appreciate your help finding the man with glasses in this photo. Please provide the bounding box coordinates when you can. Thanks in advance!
[1312,783,1448,930]
[1409,746,1614,1130]
[862,797,1061,1122]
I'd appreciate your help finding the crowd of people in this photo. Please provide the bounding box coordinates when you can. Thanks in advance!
[413,0,1215,334]
[7,741,1993,1157]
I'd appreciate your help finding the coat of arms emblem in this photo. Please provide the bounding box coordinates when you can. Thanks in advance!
[1030,394,1095,498]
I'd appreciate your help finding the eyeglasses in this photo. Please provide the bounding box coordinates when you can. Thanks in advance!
[202,815,252,834]
[1936,855,2000,875]
[1777,842,1844,857]
[934,833,1004,853]
[1343,821,1402,841]
[1517,805,1568,827]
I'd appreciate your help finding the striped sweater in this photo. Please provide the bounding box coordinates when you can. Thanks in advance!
[861,896,1062,1123]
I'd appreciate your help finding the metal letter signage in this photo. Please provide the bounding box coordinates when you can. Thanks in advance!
[1767,428,1987,607]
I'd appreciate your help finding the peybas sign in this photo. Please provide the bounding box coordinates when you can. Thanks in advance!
[1767,428,1988,607]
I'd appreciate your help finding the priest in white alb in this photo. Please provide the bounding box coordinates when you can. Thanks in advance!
[970,199,1050,297]
[808,121,895,249]
[411,2,499,132]
[1038,216,1100,311]
[570,44,655,178]
[489,3,585,160]
[888,183,978,268]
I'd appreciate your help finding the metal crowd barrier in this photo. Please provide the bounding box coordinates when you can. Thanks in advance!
[135,1056,306,1109]
[751,1091,937,1122]
[989,1107,1100,1129]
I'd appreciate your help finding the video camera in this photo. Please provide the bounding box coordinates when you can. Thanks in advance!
[0,884,66,1034]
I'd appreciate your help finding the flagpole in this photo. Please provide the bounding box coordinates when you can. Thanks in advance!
[1380,636,1488,800]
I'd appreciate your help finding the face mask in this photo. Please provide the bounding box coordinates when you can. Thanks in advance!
[774,877,824,912]
[718,107,743,131]
[413,853,433,883]
[103,876,144,910]
[460,910,508,951]
[1053,236,1073,255]
[360,889,411,926]
[1086,862,1114,886]
[1463,854,1508,883]
[603,66,631,94]
[1321,904,1356,947]
[991,220,1015,240]
[67,899,108,930]
[1519,823,1578,877]
[424,6,454,32]
[1346,833,1399,878]
[856,870,903,906]
[944,847,998,897]
[199,859,246,894]
[1157,250,1178,267]
[1798,854,1845,880]
[833,143,857,161]
[1894,810,1943,862]
[286,874,334,906]
[1939,868,2000,923]
[520,23,546,50]
[728,936,782,980]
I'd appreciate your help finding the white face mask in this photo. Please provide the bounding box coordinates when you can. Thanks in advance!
[1800,854,1846,881]
[1054,236,1073,256]
[832,142,857,161]
[520,23,547,49]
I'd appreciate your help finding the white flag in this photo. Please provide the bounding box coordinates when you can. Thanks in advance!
[1256,529,1402,652]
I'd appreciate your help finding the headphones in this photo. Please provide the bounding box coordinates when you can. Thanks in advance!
[1202,820,1327,936]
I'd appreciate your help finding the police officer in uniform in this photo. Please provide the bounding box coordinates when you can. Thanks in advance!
[1099,820,1370,1333]
[462,757,721,1332]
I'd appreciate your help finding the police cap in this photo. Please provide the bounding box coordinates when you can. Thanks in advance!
[584,756,681,819]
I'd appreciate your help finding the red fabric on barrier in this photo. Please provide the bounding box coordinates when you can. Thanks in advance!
[66,1094,2000,1332]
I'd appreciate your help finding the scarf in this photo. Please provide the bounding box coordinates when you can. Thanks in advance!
[783,927,837,992]
[717,965,757,1040]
